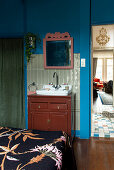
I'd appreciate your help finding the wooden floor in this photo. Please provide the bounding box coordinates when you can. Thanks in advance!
[73,137,114,170]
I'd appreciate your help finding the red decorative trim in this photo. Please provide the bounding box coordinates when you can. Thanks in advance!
[45,32,70,40]
[43,32,74,69]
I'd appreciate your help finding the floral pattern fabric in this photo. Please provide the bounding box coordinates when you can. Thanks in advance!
[0,127,66,170]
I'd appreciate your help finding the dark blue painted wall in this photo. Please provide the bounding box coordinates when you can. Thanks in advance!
[26,0,80,53]
[80,0,114,139]
[0,0,80,52]
[91,0,114,25]
[0,0,113,37]
[0,0,24,37]
[80,0,91,139]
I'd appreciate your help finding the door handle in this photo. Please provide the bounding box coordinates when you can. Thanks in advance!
[57,106,60,109]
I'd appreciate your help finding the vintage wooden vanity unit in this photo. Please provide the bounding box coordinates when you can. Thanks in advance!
[28,32,73,136]
[28,94,71,136]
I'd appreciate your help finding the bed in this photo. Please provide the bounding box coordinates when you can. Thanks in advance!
[0,127,76,170]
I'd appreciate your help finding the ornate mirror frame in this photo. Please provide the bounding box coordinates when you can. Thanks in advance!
[43,32,73,69]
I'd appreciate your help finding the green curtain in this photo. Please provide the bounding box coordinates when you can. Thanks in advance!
[0,39,25,129]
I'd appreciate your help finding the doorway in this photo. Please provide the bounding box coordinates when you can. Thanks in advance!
[91,25,114,138]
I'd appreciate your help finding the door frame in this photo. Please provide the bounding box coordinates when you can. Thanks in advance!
[91,24,114,137]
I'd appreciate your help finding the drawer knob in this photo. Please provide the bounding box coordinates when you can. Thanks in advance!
[38,105,40,108]
[57,106,60,109]
[47,119,51,123]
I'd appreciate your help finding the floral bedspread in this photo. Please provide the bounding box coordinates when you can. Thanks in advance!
[0,127,66,170]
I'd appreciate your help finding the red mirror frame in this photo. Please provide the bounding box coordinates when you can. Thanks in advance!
[43,32,73,69]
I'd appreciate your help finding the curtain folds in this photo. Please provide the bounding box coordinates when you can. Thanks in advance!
[93,58,98,78]
[0,39,25,129]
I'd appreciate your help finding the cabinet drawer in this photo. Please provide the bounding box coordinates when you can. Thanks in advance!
[31,102,48,110]
[49,103,67,110]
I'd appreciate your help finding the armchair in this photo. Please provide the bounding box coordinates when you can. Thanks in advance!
[93,78,103,89]
[103,80,113,94]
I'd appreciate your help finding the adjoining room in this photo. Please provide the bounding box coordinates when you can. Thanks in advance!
[91,25,114,138]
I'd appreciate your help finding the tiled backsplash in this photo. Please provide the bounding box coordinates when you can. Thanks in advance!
[27,53,80,130]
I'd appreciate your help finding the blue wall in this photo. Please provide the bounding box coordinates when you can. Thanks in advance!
[91,0,114,25]
[1,0,113,36]
[25,0,80,53]
[79,0,114,139]
[0,0,24,37]
[80,0,91,139]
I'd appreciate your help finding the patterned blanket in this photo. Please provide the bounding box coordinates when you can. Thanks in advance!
[0,127,66,170]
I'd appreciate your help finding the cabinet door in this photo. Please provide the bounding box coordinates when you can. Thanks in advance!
[50,112,67,132]
[31,112,50,131]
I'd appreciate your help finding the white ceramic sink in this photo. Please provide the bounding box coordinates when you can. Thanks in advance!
[36,85,72,96]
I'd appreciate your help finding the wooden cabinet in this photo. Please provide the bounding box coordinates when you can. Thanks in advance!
[28,95,71,135]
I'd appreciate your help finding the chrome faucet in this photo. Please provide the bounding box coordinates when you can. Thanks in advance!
[53,72,59,89]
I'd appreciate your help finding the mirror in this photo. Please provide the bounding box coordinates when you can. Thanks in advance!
[43,32,73,69]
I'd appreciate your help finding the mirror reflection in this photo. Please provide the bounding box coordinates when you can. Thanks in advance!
[46,40,71,67]
[43,32,73,69]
